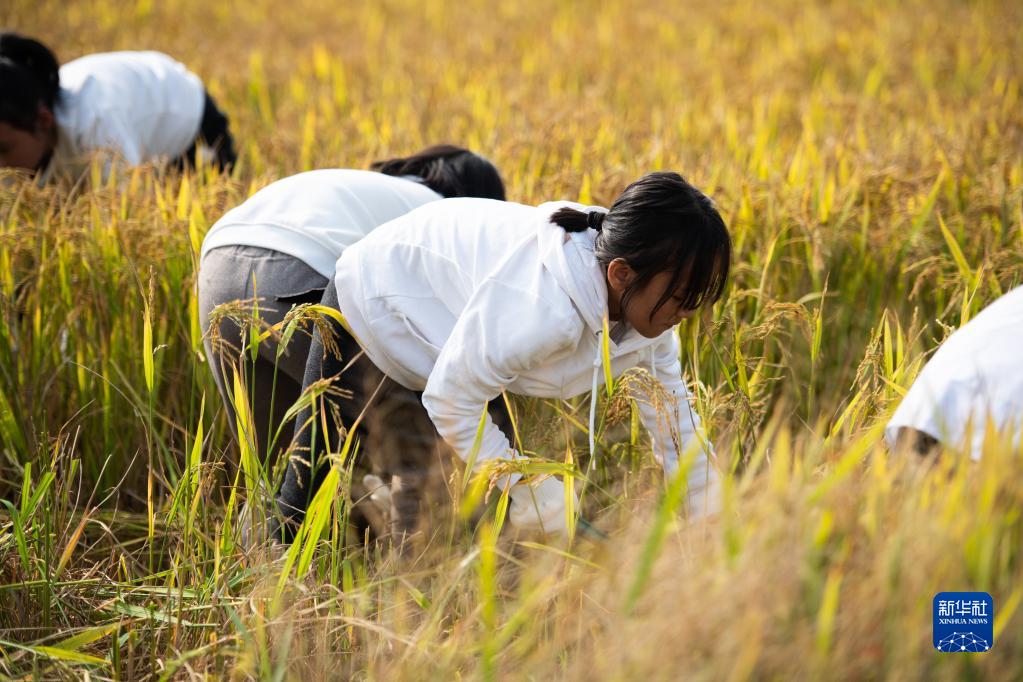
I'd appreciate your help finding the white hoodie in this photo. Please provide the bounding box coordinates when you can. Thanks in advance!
[51,51,206,169]
[335,197,720,516]
[885,285,1023,459]
[201,170,442,277]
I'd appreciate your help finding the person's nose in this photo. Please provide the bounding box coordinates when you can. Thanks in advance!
[674,309,695,324]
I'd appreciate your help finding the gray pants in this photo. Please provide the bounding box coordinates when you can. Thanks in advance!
[197,245,328,463]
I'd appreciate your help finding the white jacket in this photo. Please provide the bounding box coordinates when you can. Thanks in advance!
[886,285,1023,459]
[49,52,206,170]
[201,170,441,277]
[335,198,719,515]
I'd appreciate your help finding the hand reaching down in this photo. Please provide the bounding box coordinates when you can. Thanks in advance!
[507,475,578,536]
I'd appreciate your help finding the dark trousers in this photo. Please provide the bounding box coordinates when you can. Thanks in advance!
[173,90,238,171]
[274,280,513,543]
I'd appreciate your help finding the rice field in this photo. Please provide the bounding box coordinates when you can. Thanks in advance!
[1,0,1022,678]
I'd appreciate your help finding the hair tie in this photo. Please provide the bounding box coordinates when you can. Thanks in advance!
[587,211,606,232]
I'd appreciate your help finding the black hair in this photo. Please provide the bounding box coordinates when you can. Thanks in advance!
[550,171,731,320]
[371,144,505,201]
[0,32,60,131]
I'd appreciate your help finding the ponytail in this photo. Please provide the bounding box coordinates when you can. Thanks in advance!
[549,207,607,233]
[0,32,60,130]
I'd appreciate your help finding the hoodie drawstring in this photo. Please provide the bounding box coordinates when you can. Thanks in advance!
[588,330,603,470]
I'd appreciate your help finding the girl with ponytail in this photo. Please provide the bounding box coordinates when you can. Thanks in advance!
[269,171,731,546]
[0,32,236,177]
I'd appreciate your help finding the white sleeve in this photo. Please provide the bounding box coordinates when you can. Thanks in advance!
[635,332,720,518]
[421,279,583,483]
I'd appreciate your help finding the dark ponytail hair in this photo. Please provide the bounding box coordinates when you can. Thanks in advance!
[371,144,505,201]
[0,32,60,131]
[550,171,731,319]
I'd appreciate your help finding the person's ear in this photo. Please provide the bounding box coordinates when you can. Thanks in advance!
[606,258,635,294]
[34,105,55,133]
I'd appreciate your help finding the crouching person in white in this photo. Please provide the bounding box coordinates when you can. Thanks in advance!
[274,172,731,543]
[0,32,237,178]
[886,285,1023,460]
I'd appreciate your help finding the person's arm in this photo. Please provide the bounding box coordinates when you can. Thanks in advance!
[422,278,583,476]
[634,332,720,518]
